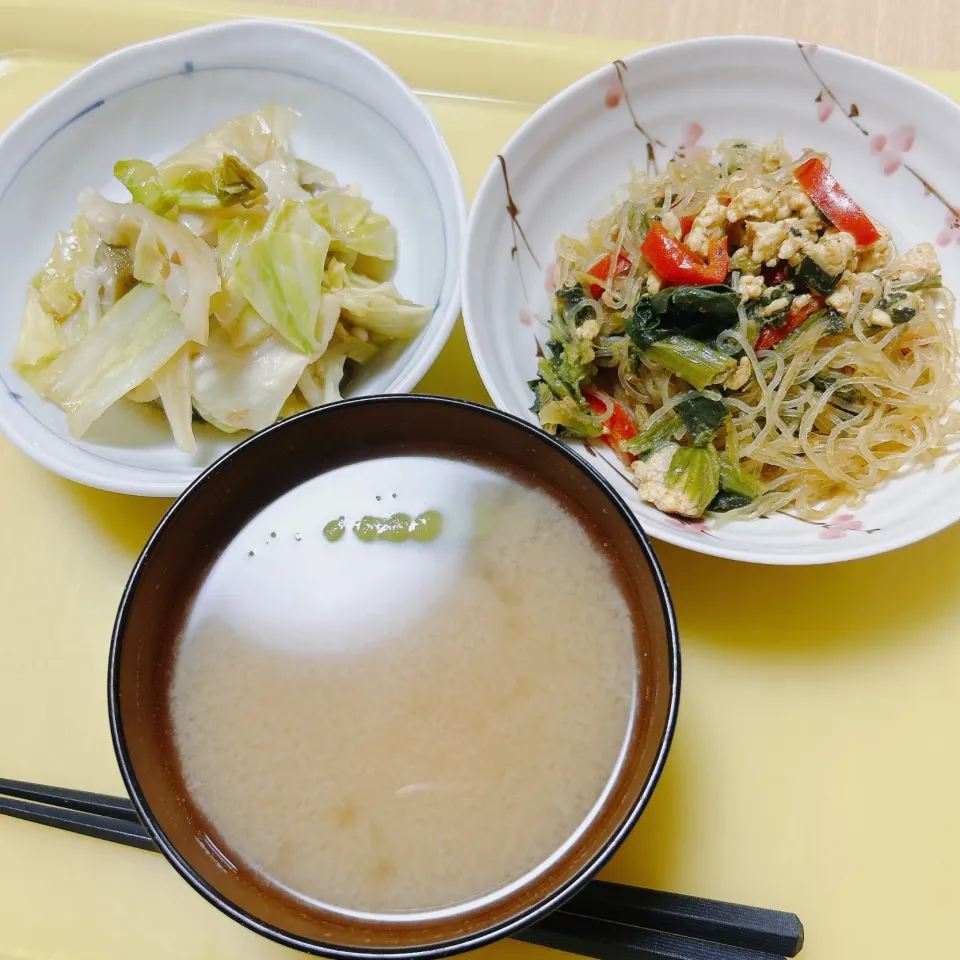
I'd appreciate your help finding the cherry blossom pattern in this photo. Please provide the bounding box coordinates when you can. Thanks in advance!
[816,513,880,539]
[815,92,835,123]
[677,122,707,160]
[936,210,960,247]
[667,516,711,535]
[519,308,533,326]
[603,71,624,109]
[870,125,915,175]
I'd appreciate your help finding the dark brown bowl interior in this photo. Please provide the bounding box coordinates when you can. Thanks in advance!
[109,396,679,959]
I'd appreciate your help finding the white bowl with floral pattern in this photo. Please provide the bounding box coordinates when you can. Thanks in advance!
[462,36,960,564]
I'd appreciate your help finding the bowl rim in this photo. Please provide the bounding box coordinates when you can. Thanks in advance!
[460,34,960,565]
[107,394,681,959]
[0,18,467,497]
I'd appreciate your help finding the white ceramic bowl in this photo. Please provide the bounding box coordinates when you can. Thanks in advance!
[0,19,465,496]
[463,36,960,565]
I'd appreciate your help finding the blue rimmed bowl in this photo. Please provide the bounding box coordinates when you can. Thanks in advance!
[0,18,465,496]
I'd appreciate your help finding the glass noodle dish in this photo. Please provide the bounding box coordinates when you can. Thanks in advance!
[530,139,960,522]
[13,106,430,454]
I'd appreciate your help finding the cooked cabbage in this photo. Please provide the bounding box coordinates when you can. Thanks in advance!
[14,105,430,452]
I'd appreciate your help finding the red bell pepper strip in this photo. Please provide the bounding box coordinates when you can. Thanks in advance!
[587,251,632,299]
[754,294,825,352]
[585,388,638,463]
[679,215,695,238]
[794,158,881,247]
[640,221,730,286]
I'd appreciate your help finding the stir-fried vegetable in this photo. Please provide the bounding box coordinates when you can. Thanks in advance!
[587,251,632,299]
[531,137,959,523]
[754,294,825,352]
[640,222,729,286]
[13,106,430,448]
[794,158,881,247]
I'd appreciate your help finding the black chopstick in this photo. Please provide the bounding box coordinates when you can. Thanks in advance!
[0,794,157,851]
[0,778,143,822]
[519,910,790,960]
[0,780,803,959]
[556,881,803,958]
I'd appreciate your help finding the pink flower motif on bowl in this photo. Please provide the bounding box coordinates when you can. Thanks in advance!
[936,210,960,247]
[667,517,709,535]
[870,125,915,175]
[819,514,863,540]
[603,73,623,109]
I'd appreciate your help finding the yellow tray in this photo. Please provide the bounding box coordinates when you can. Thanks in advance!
[1,3,959,959]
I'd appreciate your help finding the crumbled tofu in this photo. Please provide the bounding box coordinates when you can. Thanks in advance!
[646,270,664,294]
[867,308,893,328]
[826,272,858,316]
[658,211,683,240]
[684,196,726,256]
[743,220,791,264]
[776,221,813,265]
[792,293,813,311]
[807,231,858,276]
[857,231,894,272]
[632,443,700,518]
[575,318,601,340]
[722,355,753,391]
[726,187,777,223]
[739,275,765,301]
[775,187,818,222]
[898,242,941,279]
[763,296,791,317]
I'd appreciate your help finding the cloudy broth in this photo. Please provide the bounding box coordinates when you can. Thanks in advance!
[168,455,639,916]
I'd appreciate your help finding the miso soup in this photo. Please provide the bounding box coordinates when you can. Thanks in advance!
[168,454,639,916]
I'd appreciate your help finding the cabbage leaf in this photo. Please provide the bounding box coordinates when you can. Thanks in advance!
[32,284,187,438]
[78,189,220,344]
[191,326,310,432]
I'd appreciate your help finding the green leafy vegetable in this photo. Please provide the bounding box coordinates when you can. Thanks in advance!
[627,284,740,346]
[878,292,918,324]
[708,491,753,513]
[644,335,736,391]
[902,275,942,292]
[794,254,841,294]
[624,285,739,388]
[718,459,765,499]
[528,319,603,440]
[621,410,682,457]
[811,374,863,414]
[536,396,604,438]
[677,392,728,446]
[665,445,722,517]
